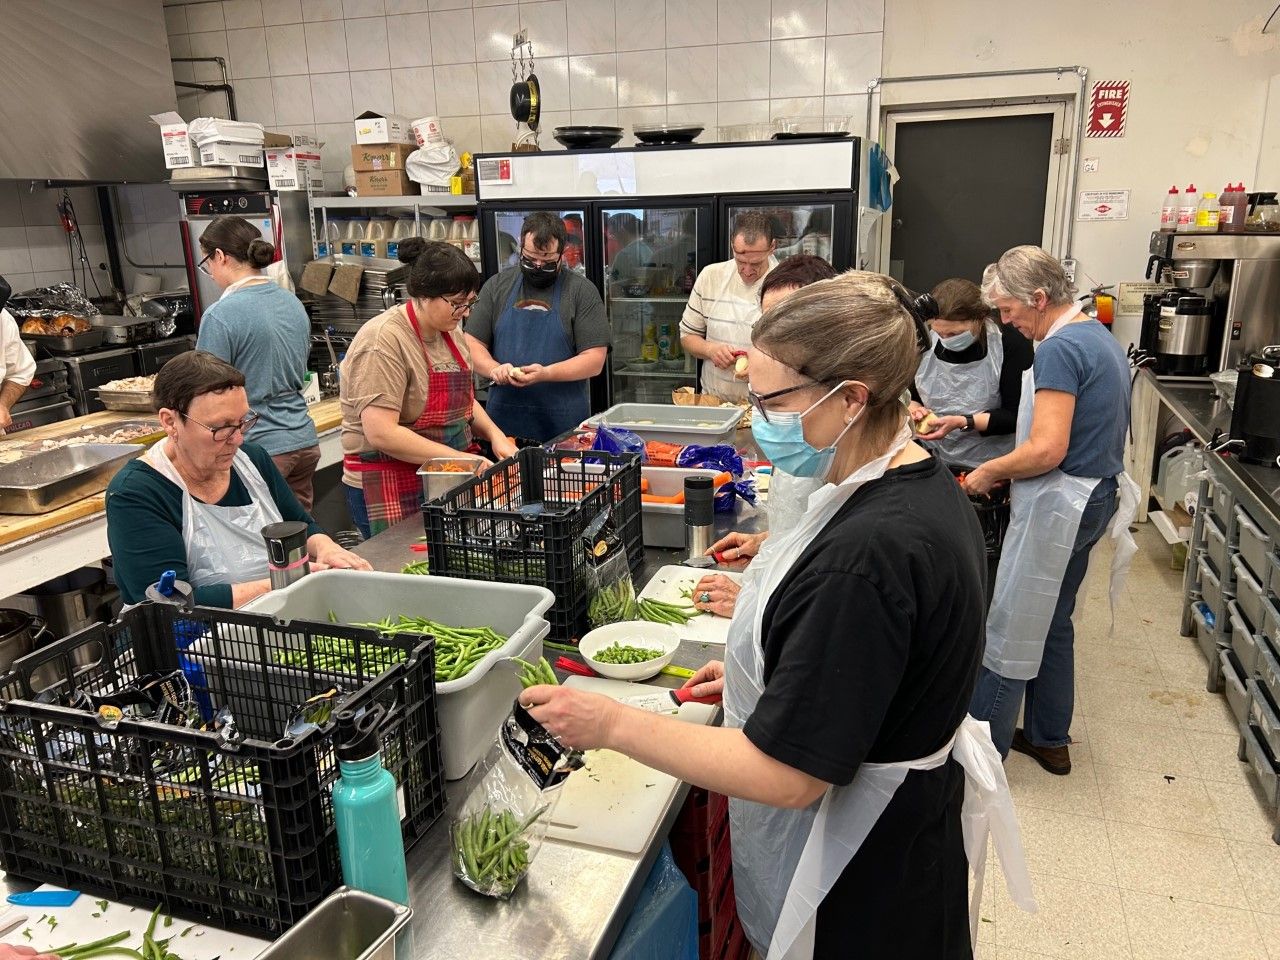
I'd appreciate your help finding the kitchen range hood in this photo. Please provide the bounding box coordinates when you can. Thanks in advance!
[0,0,177,183]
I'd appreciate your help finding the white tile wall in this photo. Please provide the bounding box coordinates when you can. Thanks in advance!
[0,0,884,291]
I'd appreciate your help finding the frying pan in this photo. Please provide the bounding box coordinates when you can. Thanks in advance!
[509,72,541,130]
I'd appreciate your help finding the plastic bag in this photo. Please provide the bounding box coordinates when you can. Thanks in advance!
[592,424,647,461]
[584,507,637,627]
[451,699,582,898]
[714,476,757,511]
[675,443,743,476]
[406,142,460,187]
[644,440,686,467]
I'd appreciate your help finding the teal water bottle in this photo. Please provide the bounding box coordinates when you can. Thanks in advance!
[331,706,409,905]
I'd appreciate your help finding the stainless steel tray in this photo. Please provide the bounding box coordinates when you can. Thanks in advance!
[0,443,144,514]
[253,887,411,960]
[22,328,106,354]
[94,388,156,412]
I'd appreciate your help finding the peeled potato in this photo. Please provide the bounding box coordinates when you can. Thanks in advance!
[734,355,749,379]
[509,366,527,381]
[914,413,940,435]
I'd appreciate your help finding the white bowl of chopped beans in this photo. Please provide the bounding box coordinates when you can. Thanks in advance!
[579,621,679,681]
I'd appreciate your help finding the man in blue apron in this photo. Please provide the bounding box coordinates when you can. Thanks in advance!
[465,212,610,442]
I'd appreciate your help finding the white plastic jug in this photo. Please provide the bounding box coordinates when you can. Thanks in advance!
[341,217,367,256]
[1156,444,1199,506]
[386,218,415,260]
[361,216,394,258]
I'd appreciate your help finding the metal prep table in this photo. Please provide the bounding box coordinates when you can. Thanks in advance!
[0,495,765,958]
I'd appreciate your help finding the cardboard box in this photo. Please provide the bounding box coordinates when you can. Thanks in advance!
[263,132,293,149]
[199,141,265,167]
[354,110,413,145]
[354,170,415,197]
[351,143,416,172]
[267,134,323,191]
[151,112,198,169]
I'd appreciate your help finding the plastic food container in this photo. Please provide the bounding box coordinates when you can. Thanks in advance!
[586,403,745,446]
[243,570,553,780]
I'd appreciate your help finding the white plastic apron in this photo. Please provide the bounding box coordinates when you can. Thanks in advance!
[916,321,1015,468]
[142,437,283,588]
[982,307,1140,680]
[723,423,1036,959]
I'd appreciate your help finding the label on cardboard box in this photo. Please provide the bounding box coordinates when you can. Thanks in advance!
[351,143,415,173]
[355,170,415,197]
[353,110,414,145]
[200,141,266,167]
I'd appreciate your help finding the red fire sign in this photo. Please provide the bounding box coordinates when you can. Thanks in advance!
[1087,81,1129,138]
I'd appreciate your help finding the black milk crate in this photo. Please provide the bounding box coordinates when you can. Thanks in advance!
[0,603,445,936]
[422,447,643,641]
[948,465,1011,560]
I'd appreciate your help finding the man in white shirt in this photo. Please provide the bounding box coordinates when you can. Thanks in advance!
[679,212,779,402]
[0,291,36,431]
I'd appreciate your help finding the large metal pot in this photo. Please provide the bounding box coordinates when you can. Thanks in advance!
[0,609,50,674]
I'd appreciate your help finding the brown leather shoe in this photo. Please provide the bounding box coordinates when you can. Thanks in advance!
[1011,728,1071,775]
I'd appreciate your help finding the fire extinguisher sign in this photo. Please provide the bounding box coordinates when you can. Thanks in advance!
[1087,81,1130,138]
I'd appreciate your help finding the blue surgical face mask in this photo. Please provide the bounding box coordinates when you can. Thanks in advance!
[938,329,976,352]
[750,381,866,479]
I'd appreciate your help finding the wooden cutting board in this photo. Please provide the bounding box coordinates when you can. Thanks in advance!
[636,565,740,645]
[0,886,269,960]
[543,676,716,855]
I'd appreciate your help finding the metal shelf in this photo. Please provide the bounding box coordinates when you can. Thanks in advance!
[607,296,689,304]
[309,194,478,211]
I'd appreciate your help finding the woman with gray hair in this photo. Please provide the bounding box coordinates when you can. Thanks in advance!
[521,272,1035,959]
[964,245,1139,773]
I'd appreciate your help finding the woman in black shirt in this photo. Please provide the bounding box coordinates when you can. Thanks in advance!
[913,278,1034,469]
[523,273,1034,959]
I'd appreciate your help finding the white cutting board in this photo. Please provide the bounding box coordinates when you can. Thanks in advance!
[544,676,717,855]
[0,886,269,960]
[637,565,740,645]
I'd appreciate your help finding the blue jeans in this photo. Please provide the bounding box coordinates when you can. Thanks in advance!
[344,482,371,541]
[969,477,1118,757]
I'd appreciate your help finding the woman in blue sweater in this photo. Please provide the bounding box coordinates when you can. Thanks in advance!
[195,217,321,508]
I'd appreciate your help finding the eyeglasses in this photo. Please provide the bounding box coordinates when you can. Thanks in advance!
[197,254,213,278]
[183,411,260,442]
[747,382,820,423]
[441,296,478,318]
[520,251,561,271]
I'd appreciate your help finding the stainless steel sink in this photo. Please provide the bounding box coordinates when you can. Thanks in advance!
[0,442,143,514]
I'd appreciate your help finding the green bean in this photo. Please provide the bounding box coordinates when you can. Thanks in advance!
[591,642,665,665]
[514,656,559,689]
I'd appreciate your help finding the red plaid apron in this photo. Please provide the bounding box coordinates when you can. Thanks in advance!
[344,301,478,536]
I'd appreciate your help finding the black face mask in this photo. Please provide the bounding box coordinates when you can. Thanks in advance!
[520,257,559,289]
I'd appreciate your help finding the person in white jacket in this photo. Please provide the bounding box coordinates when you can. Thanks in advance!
[0,303,37,432]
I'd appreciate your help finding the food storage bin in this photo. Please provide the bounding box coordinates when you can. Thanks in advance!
[1204,517,1233,588]
[1228,599,1261,676]
[1199,554,1232,639]
[244,570,553,780]
[418,456,485,504]
[1249,679,1280,760]
[640,466,725,548]
[1235,505,1271,583]
[254,887,411,960]
[586,403,745,446]
[1233,554,1266,636]
[1222,648,1250,725]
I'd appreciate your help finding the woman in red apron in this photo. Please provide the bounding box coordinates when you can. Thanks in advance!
[340,240,517,538]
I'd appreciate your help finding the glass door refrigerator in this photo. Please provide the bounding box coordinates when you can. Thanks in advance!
[473,137,860,413]
[600,202,712,404]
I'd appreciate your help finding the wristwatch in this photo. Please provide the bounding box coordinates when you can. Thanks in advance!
[964,414,976,432]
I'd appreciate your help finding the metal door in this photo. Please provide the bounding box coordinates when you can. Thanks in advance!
[882,103,1069,293]
[178,191,276,319]
[479,204,594,281]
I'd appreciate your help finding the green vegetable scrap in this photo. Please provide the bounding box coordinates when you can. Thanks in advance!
[451,804,548,898]
[591,642,664,665]
[635,597,700,626]
[514,657,558,689]
[400,560,430,576]
[96,900,109,913]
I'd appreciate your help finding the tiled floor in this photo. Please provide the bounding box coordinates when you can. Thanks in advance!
[977,523,1280,960]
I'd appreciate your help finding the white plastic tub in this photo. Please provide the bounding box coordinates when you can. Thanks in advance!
[586,403,744,446]
[241,570,554,779]
[640,466,724,548]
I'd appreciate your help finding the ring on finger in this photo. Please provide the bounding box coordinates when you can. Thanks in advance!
[699,592,712,603]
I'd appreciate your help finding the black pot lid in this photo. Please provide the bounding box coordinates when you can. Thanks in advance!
[554,125,624,135]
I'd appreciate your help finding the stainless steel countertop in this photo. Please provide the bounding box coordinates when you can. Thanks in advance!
[1,498,763,959]
[1149,372,1280,530]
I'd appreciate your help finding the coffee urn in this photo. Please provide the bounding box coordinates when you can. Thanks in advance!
[1155,291,1214,375]
[1230,351,1280,465]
